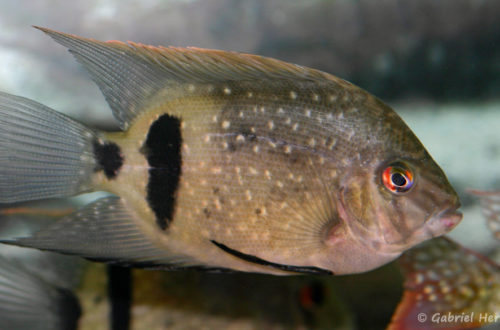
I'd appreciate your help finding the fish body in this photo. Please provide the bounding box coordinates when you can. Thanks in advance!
[0,28,461,275]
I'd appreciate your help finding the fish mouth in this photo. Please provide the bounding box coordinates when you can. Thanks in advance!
[433,207,463,231]
[379,206,463,254]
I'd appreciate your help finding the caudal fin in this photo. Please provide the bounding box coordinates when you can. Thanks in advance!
[0,92,97,203]
[0,254,81,330]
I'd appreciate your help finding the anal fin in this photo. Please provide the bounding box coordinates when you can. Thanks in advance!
[1,196,196,269]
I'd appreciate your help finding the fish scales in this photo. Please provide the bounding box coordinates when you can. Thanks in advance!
[0,28,461,275]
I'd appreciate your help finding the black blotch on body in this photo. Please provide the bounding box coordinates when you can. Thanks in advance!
[211,240,333,275]
[93,140,124,179]
[141,114,182,230]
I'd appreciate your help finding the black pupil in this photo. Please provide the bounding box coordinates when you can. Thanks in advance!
[391,172,407,187]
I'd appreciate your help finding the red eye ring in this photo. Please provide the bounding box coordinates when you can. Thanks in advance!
[382,162,414,194]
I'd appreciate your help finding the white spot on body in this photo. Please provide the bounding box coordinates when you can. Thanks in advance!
[236,135,245,142]
[253,145,260,153]
[292,123,299,131]
[214,198,222,210]
[248,167,258,175]
[247,91,253,98]
[308,138,316,147]
[284,145,292,154]
[222,121,231,129]
[204,135,211,143]
[285,117,292,125]
[182,143,190,154]
[277,107,285,114]
[328,94,338,102]
[245,190,252,201]
[265,170,272,180]
[223,87,231,95]
[187,84,196,92]
[211,167,222,174]
[312,93,320,101]
[290,91,297,99]
[260,207,268,216]
[305,109,311,117]
[212,115,218,123]
[239,111,245,118]
[237,223,248,232]
[267,121,274,130]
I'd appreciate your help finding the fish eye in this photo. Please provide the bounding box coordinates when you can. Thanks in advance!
[382,162,414,194]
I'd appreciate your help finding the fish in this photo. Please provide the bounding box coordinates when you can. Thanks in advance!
[388,237,500,330]
[468,189,500,240]
[0,27,462,275]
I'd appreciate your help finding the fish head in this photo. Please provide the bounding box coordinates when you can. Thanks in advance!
[325,104,461,273]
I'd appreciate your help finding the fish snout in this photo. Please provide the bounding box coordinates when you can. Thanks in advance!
[435,206,463,231]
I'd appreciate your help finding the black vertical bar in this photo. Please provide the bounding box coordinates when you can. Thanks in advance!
[107,265,132,330]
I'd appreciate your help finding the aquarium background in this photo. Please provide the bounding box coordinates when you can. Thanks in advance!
[0,0,499,329]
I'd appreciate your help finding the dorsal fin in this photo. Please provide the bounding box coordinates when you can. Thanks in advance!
[35,27,348,129]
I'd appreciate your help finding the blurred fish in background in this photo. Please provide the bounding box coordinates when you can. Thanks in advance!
[0,0,499,329]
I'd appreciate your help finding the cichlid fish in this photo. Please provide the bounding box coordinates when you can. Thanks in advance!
[388,237,500,330]
[0,27,462,275]
[469,189,500,240]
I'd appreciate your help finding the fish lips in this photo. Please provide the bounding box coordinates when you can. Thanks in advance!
[390,205,463,251]
[427,206,463,235]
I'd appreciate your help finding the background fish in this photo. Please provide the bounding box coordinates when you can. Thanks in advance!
[469,189,500,241]
[0,27,461,275]
[388,237,500,330]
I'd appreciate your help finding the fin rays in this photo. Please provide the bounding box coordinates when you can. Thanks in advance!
[36,27,349,129]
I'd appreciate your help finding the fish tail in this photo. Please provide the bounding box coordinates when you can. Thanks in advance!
[0,91,99,203]
[0,255,81,329]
